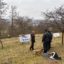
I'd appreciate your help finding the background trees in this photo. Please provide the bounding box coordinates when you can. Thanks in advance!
[0,0,8,38]
[0,0,64,45]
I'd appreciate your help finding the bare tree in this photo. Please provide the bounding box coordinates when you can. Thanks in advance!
[0,0,7,48]
[0,0,7,35]
[43,6,64,45]
[9,5,18,36]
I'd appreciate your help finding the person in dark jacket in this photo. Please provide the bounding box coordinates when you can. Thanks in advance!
[42,28,53,54]
[30,31,35,50]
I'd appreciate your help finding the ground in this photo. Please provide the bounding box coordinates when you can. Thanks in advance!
[0,34,64,64]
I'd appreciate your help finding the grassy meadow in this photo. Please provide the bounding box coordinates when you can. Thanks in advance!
[0,34,64,64]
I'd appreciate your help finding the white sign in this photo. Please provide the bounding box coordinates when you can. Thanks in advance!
[19,34,31,43]
[53,33,61,37]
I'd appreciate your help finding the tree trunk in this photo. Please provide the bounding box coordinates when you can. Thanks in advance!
[0,40,3,49]
[62,32,64,45]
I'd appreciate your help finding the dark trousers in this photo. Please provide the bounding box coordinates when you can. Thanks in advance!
[48,41,51,50]
[49,43,51,50]
[30,42,34,50]
[43,42,50,53]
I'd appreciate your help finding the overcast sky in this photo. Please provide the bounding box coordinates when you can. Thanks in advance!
[4,0,64,19]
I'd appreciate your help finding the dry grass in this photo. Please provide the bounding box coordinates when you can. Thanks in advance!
[0,34,64,64]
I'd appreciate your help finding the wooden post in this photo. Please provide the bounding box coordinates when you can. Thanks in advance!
[62,32,63,45]
[0,40,3,49]
[62,31,64,45]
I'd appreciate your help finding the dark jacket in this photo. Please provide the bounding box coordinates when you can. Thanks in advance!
[31,33,35,43]
[42,31,52,43]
